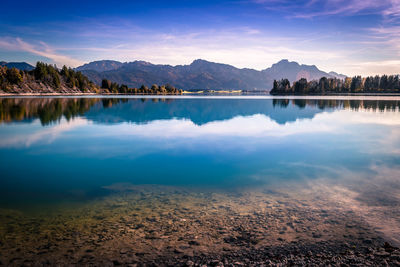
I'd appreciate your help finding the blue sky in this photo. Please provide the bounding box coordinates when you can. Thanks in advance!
[0,0,399,76]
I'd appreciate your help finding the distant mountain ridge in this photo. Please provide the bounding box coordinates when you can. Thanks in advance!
[76,60,124,72]
[264,60,347,82]
[76,59,346,90]
[0,61,34,71]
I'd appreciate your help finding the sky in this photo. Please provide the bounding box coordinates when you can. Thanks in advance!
[0,0,399,76]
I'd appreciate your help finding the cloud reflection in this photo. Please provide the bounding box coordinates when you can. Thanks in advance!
[0,118,88,148]
[94,109,400,139]
[303,164,400,246]
[0,108,399,149]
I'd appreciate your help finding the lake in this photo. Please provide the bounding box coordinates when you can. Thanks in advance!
[0,96,399,265]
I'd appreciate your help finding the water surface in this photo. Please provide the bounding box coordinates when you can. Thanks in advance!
[0,96,399,264]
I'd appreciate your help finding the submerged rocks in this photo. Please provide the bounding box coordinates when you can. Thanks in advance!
[188,240,200,246]
[1,185,399,266]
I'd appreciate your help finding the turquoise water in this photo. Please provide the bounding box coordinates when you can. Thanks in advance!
[0,97,399,209]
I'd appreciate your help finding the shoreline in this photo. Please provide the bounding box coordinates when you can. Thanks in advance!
[1,92,400,97]
[0,92,181,96]
[270,93,400,96]
[1,93,400,102]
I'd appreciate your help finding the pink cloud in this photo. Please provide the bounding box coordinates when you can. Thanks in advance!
[0,37,83,67]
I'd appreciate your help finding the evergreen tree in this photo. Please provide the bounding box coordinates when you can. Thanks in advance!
[6,68,23,84]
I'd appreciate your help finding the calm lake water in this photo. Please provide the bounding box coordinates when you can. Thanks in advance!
[0,97,399,203]
[0,96,400,263]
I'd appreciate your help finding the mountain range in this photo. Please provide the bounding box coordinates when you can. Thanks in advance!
[1,59,346,90]
[0,61,34,71]
[76,59,346,90]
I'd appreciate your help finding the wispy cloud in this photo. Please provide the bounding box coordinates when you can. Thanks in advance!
[294,0,386,18]
[1,2,399,76]
[254,0,400,19]
[60,27,343,71]
[249,0,400,75]
[382,0,400,20]
[369,25,400,53]
[0,37,83,67]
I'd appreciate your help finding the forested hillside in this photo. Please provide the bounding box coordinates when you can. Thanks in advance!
[0,62,98,94]
[0,62,182,95]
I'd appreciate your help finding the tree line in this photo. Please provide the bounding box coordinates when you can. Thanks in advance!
[0,62,98,92]
[270,75,400,95]
[100,79,183,95]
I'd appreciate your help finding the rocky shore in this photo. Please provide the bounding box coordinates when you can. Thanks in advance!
[156,241,400,267]
[0,184,399,266]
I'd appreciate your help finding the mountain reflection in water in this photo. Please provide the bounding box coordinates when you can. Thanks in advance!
[0,97,399,125]
[0,97,399,251]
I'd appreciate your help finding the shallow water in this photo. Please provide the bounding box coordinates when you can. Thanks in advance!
[0,96,399,265]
